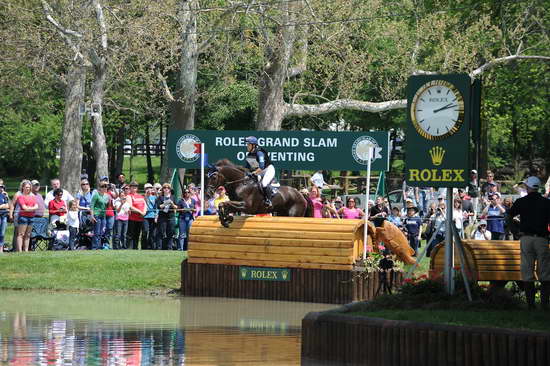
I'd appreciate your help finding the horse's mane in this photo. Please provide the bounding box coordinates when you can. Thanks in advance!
[215,159,248,173]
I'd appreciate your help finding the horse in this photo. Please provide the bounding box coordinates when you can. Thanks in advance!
[206,159,312,227]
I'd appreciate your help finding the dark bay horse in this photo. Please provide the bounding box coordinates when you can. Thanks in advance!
[206,159,312,227]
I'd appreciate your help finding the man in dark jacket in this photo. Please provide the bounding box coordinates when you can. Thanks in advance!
[509,176,550,309]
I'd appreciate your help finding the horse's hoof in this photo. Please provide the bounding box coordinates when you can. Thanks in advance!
[221,221,230,228]
[227,216,234,223]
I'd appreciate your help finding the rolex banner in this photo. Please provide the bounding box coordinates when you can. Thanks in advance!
[168,130,390,171]
[404,74,472,188]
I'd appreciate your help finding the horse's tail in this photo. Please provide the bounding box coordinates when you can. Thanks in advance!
[302,193,314,217]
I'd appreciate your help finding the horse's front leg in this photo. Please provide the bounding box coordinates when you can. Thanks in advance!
[218,200,247,227]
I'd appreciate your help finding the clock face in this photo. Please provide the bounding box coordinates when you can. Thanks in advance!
[411,80,465,141]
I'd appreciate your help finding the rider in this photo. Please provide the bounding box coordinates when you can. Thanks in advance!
[244,136,275,207]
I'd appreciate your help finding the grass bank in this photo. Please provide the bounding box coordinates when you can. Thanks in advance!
[349,309,550,332]
[0,251,185,293]
[344,274,550,332]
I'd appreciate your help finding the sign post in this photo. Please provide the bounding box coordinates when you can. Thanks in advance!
[200,143,205,216]
[404,74,472,294]
[363,147,373,260]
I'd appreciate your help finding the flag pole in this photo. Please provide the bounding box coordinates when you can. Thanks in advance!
[363,147,373,261]
[200,143,205,216]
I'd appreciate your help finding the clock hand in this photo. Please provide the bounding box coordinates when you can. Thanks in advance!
[433,103,457,113]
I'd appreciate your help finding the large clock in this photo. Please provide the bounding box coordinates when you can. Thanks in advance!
[410,80,465,141]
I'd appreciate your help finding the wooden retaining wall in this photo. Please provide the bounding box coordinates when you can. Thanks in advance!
[302,306,550,366]
[181,261,401,304]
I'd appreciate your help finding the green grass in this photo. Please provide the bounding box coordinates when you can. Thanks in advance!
[0,251,186,292]
[349,309,550,332]
[123,156,161,184]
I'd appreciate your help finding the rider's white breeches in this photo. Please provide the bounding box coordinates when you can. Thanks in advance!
[261,165,275,187]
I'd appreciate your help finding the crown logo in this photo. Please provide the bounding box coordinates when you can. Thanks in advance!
[281,270,288,280]
[429,146,445,166]
[241,268,247,277]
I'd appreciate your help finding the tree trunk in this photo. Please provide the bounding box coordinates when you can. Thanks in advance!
[59,64,86,195]
[172,0,199,130]
[161,0,199,184]
[90,61,109,184]
[256,1,297,131]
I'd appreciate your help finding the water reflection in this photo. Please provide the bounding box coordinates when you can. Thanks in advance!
[0,291,334,365]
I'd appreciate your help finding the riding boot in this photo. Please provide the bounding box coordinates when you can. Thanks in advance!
[263,185,272,208]
[541,281,550,310]
[524,281,536,309]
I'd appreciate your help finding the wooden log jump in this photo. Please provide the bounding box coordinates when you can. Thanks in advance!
[187,216,367,271]
[430,240,524,282]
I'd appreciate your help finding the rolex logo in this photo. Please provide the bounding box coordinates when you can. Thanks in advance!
[429,146,445,166]
[241,268,247,278]
[281,271,288,280]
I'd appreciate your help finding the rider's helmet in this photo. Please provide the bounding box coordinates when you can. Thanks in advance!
[245,136,258,145]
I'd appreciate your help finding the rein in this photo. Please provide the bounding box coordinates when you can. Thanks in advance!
[225,176,251,185]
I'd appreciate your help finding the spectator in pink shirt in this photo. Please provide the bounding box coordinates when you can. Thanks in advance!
[309,186,323,218]
[15,180,37,252]
[338,197,365,219]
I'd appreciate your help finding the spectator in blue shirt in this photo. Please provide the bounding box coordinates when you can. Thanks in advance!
[142,183,158,249]
[387,207,402,228]
[481,193,505,240]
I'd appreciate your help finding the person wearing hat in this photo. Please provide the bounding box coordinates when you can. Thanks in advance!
[244,136,275,208]
[333,196,343,210]
[155,183,177,250]
[509,176,550,309]
[0,180,9,253]
[400,198,414,217]
[30,180,46,218]
[153,183,163,197]
[467,169,480,214]
[126,181,146,250]
[403,206,422,255]
[472,219,491,240]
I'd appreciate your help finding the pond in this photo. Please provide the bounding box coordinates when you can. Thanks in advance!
[0,290,334,365]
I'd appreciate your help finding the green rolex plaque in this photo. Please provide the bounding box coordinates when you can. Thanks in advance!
[405,74,472,188]
[239,267,291,282]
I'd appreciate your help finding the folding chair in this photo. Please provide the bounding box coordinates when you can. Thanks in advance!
[30,217,54,251]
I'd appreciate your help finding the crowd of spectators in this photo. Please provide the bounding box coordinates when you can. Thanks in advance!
[1,167,549,255]
[306,168,550,257]
[0,174,206,253]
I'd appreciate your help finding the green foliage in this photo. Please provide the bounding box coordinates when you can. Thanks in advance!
[196,82,258,130]
[0,77,63,178]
